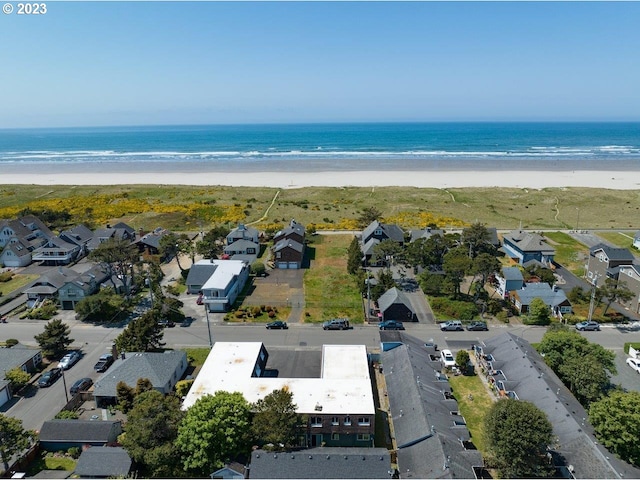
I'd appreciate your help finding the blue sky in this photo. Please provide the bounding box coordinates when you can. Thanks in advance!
[2,2,640,128]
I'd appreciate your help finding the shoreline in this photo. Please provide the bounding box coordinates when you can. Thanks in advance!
[2,162,640,189]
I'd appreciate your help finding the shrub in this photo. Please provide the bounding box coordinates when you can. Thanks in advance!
[234,311,245,319]
[67,447,81,459]
[251,261,266,277]
[55,410,79,420]
[0,271,13,282]
[165,284,180,296]
[430,297,478,321]
[268,311,276,318]
[496,311,509,323]
[5,338,19,347]
[175,379,194,398]
[251,306,262,317]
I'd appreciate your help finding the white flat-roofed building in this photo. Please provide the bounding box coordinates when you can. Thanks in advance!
[195,259,250,312]
[183,342,375,448]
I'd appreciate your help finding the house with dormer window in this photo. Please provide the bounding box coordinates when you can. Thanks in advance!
[0,215,54,267]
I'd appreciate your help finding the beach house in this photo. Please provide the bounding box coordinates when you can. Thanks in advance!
[501,229,555,267]
[0,215,55,267]
[190,259,251,311]
[509,282,572,317]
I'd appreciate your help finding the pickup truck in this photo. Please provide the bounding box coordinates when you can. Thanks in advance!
[94,353,114,373]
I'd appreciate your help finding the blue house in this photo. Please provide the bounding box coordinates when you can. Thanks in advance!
[501,230,555,267]
[496,266,524,298]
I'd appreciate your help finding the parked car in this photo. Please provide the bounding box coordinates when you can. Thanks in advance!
[575,321,601,331]
[378,320,405,330]
[58,351,80,370]
[322,318,350,330]
[626,357,640,374]
[38,368,62,388]
[440,349,456,367]
[266,320,288,330]
[440,320,463,331]
[70,377,93,395]
[466,321,488,331]
[180,317,193,327]
[94,353,114,373]
[424,339,438,351]
[158,319,175,328]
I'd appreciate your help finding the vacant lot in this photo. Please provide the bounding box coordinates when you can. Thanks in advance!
[543,231,589,276]
[595,231,639,252]
[0,273,38,296]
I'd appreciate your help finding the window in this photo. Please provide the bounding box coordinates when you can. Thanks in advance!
[310,417,322,427]
[374,228,382,236]
[344,416,351,426]
[588,271,593,279]
[247,248,255,254]
[357,417,370,426]
[276,252,281,259]
[331,417,339,426]
[331,433,339,441]
[357,434,370,441]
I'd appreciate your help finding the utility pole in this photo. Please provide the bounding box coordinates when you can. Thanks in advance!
[204,304,213,348]
[61,369,69,403]
[587,274,600,322]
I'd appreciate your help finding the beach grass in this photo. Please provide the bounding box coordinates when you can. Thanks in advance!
[1,185,640,232]
[303,235,362,323]
[543,231,589,276]
[595,231,639,251]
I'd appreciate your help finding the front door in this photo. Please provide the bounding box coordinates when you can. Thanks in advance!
[311,434,322,447]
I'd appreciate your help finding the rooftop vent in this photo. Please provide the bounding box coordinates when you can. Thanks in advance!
[314,403,322,411]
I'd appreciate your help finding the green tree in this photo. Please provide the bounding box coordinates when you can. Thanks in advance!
[442,248,472,299]
[196,226,230,259]
[115,311,165,353]
[357,207,382,228]
[89,237,139,296]
[455,350,471,374]
[484,399,554,478]
[589,390,640,467]
[117,381,136,413]
[418,271,445,295]
[251,261,266,277]
[74,288,128,323]
[0,414,34,472]
[251,388,300,450]
[558,354,609,406]
[5,368,31,391]
[461,222,491,258]
[34,319,74,359]
[524,265,556,286]
[599,278,635,315]
[372,239,403,268]
[177,392,252,476]
[347,236,362,275]
[527,297,551,325]
[122,390,185,478]
[371,269,396,301]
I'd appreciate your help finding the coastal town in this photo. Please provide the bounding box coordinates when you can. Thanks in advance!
[1,202,640,479]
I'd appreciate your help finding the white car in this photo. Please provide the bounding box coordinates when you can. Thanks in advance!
[626,357,640,374]
[440,349,456,368]
[58,351,80,370]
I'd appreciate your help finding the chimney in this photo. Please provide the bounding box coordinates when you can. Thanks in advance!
[106,224,111,229]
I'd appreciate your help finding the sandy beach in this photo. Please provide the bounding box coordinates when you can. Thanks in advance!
[2,163,639,189]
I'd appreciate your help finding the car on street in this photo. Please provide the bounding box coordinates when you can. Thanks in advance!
[575,321,601,331]
[158,319,175,328]
[322,318,350,330]
[440,349,456,367]
[180,317,193,327]
[266,320,288,330]
[58,351,80,370]
[378,320,405,330]
[440,320,464,331]
[466,321,488,331]
[37,368,62,388]
[94,353,114,373]
[626,357,640,374]
[70,377,93,395]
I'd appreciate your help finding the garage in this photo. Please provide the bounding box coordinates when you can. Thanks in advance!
[288,262,299,269]
[277,262,289,269]
[0,384,10,408]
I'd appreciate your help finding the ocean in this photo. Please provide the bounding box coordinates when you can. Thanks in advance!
[1,122,640,172]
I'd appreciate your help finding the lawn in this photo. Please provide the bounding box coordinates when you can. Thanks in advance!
[185,347,210,368]
[0,274,38,296]
[595,231,639,251]
[543,231,589,276]
[26,452,76,476]
[303,235,363,323]
[447,372,495,456]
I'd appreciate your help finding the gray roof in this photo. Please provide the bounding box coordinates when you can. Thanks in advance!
[479,332,640,479]
[273,238,304,253]
[74,446,132,478]
[60,224,94,245]
[503,230,555,254]
[136,228,171,249]
[0,344,41,372]
[361,237,380,256]
[185,263,218,287]
[410,227,444,242]
[249,447,391,479]
[31,470,71,479]
[362,220,404,243]
[590,243,635,262]
[227,223,259,240]
[274,220,305,240]
[377,287,415,314]
[501,266,524,281]
[381,332,482,479]
[39,420,121,443]
[635,230,640,240]
[224,239,259,253]
[511,282,569,308]
[93,350,186,398]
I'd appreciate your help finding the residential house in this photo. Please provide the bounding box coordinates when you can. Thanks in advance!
[87,222,136,252]
[74,447,132,478]
[39,420,122,451]
[586,243,635,285]
[501,229,555,266]
[57,264,111,310]
[249,447,392,479]
[0,215,54,267]
[409,227,444,243]
[634,230,640,251]
[60,224,94,249]
[360,220,404,266]
[32,236,83,265]
[211,464,246,479]
[495,266,524,298]
[377,287,417,322]
[183,343,376,448]
[617,263,640,314]
[190,259,251,312]
[273,219,305,245]
[223,239,260,264]
[474,332,640,479]
[509,282,572,317]
[227,224,260,245]
[380,331,483,479]
[0,344,42,408]
[273,238,304,269]
[92,350,187,407]
[136,227,172,258]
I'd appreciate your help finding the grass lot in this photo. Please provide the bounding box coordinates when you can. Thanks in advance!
[303,235,363,323]
[2,185,640,232]
[543,231,589,276]
[185,347,210,368]
[595,231,639,251]
[0,274,38,296]
[447,372,495,456]
[26,453,76,476]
